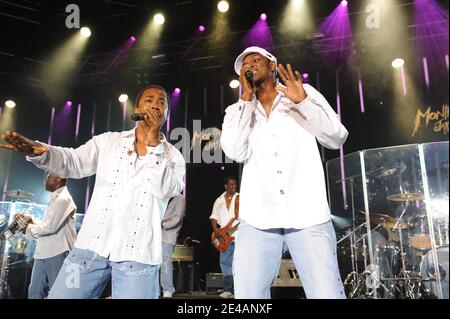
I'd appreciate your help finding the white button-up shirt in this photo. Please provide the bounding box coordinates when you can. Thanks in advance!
[210,192,239,228]
[27,129,185,265]
[220,84,348,230]
[26,186,77,260]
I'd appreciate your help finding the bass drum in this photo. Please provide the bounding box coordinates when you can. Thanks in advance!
[420,246,449,299]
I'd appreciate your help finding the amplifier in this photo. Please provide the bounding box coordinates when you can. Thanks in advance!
[272,259,302,287]
[172,245,193,262]
[206,272,224,290]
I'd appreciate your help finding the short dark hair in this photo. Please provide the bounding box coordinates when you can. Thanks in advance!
[224,176,237,185]
[135,84,170,124]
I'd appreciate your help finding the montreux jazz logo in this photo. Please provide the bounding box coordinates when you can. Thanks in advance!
[412,104,449,137]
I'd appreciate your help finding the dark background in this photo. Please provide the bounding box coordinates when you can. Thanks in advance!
[0,0,448,288]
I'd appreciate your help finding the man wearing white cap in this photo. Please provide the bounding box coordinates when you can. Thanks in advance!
[220,46,349,299]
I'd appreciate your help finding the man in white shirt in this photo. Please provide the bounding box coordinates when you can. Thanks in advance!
[210,176,239,299]
[220,47,349,299]
[160,194,185,298]
[16,172,77,299]
[0,85,185,299]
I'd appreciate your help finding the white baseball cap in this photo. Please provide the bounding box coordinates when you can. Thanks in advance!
[234,46,278,75]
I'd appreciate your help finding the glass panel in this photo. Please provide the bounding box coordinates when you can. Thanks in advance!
[421,141,449,299]
[0,201,47,299]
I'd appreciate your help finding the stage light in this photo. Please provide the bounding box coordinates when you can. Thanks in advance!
[174,88,181,95]
[118,94,129,103]
[154,13,165,25]
[66,101,73,107]
[217,1,229,13]
[5,100,16,109]
[130,36,137,42]
[229,79,240,89]
[260,13,267,21]
[392,58,405,69]
[302,73,309,81]
[293,0,304,8]
[341,0,348,6]
[80,27,91,38]
[198,25,206,32]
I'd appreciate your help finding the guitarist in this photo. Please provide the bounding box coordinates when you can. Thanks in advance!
[209,176,239,299]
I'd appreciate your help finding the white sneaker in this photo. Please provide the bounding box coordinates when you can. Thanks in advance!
[163,291,173,298]
[219,291,234,299]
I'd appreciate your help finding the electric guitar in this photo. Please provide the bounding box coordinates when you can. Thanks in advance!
[211,218,240,252]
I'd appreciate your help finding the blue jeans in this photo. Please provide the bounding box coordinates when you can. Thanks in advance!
[160,243,175,294]
[220,241,235,293]
[233,220,346,299]
[47,248,160,299]
[28,251,69,299]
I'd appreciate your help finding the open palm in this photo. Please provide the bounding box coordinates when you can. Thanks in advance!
[276,64,307,104]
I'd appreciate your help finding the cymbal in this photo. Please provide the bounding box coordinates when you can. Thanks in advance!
[370,213,407,229]
[3,189,34,198]
[386,193,424,202]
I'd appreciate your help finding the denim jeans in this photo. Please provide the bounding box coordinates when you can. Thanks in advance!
[47,248,160,299]
[220,241,235,293]
[233,220,346,299]
[28,251,69,299]
[160,242,175,294]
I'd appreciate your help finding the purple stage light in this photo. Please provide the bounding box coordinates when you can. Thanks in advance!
[260,13,267,21]
[66,101,73,107]
[130,36,136,42]
[302,73,309,82]
[314,2,352,67]
[241,16,273,50]
[414,0,449,80]
[174,88,181,95]
[198,25,206,32]
[341,0,348,6]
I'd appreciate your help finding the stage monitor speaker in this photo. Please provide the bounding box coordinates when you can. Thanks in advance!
[272,259,302,287]
[206,272,224,291]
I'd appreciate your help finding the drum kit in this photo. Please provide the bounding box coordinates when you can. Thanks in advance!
[337,189,449,299]
[0,189,35,299]
[334,159,449,299]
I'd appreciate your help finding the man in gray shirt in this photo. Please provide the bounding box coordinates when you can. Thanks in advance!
[160,194,186,298]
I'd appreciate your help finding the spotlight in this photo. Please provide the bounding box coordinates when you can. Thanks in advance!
[392,58,405,69]
[198,25,206,32]
[5,100,16,109]
[118,94,129,103]
[217,1,229,13]
[66,101,73,107]
[260,13,267,21]
[154,13,165,25]
[130,36,137,42]
[293,0,304,8]
[80,27,92,38]
[302,73,310,81]
[174,88,181,95]
[229,79,240,89]
[341,0,348,6]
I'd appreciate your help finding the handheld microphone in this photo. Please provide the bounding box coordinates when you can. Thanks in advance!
[244,70,254,84]
[131,113,146,121]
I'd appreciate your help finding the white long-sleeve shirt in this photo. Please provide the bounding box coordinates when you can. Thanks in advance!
[209,192,239,228]
[27,129,185,265]
[26,186,77,259]
[220,84,348,230]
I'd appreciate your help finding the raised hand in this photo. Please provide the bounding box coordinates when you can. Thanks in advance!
[0,131,48,157]
[276,64,308,104]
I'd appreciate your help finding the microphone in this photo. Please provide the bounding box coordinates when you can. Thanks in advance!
[244,70,254,84]
[131,113,146,121]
